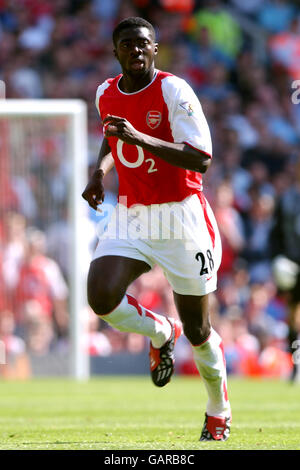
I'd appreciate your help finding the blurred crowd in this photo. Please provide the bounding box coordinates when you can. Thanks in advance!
[0,0,300,380]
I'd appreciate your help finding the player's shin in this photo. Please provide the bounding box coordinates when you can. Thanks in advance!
[99,293,172,348]
[192,328,231,418]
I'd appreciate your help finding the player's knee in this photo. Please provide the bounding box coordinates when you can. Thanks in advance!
[87,285,122,316]
[87,263,123,315]
[182,321,211,346]
[88,293,120,316]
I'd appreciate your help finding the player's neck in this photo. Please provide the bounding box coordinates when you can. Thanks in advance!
[120,68,156,93]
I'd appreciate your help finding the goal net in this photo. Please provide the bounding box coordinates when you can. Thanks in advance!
[0,100,90,380]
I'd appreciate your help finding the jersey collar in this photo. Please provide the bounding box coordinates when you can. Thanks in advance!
[117,70,158,95]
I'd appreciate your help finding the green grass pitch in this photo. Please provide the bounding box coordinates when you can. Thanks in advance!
[0,376,300,450]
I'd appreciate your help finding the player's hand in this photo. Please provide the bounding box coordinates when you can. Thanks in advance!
[81,170,105,211]
[103,115,141,145]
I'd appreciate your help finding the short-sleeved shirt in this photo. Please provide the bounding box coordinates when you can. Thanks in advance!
[95,70,212,207]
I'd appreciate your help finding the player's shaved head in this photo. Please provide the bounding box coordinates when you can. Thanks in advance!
[113,17,156,46]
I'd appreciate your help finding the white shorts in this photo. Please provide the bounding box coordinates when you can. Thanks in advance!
[93,193,222,296]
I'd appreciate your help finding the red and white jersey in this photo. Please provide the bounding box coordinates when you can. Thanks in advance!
[95,70,212,207]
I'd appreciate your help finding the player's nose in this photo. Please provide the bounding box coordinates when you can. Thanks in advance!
[130,44,142,55]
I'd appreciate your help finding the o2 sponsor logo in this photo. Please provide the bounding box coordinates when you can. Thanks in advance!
[117,139,158,173]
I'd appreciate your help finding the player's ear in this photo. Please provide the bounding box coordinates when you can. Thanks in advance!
[154,43,158,55]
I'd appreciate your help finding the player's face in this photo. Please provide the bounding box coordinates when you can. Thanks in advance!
[114,27,158,76]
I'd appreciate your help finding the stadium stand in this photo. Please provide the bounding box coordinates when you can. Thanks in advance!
[0,0,299,380]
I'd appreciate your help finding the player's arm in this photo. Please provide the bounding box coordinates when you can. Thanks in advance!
[81,137,114,210]
[103,116,211,173]
[99,150,115,175]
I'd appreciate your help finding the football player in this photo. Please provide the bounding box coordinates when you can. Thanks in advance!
[82,17,231,441]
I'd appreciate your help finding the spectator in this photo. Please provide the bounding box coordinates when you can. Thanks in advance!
[213,180,245,278]
[270,176,300,381]
[84,307,113,356]
[1,212,27,307]
[218,307,260,376]
[22,300,55,355]
[258,0,296,34]
[190,26,234,72]
[229,0,263,18]
[242,193,275,283]
[0,309,31,380]
[269,16,300,80]
[189,0,243,60]
[199,61,233,102]
[221,92,260,150]
[16,228,68,338]
[159,0,195,14]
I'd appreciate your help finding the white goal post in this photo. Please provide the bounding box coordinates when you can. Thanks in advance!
[0,99,89,380]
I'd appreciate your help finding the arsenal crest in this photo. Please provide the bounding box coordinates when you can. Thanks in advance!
[146,111,162,129]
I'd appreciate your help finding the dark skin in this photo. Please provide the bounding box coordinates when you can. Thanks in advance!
[83,26,212,345]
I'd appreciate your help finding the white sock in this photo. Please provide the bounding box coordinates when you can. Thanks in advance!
[101,293,172,348]
[192,328,231,418]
